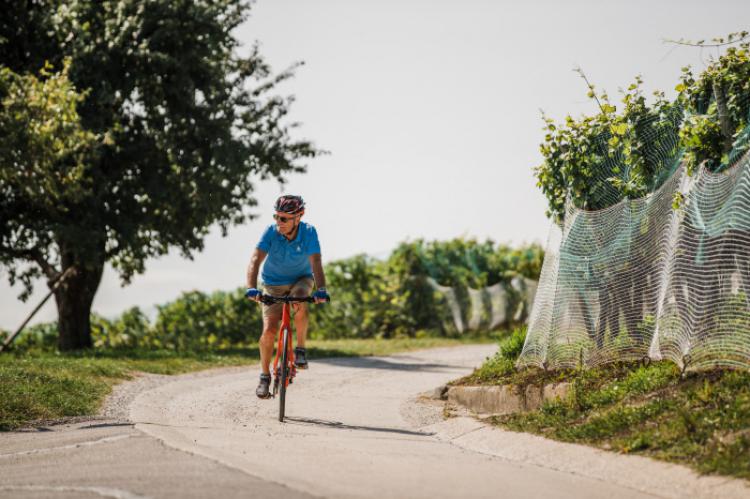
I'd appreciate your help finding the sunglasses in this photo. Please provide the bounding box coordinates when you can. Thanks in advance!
[273,214,298,223]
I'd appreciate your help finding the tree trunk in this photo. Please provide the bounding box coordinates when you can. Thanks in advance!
[54,245,105,351]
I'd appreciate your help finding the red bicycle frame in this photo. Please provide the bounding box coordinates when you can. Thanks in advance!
[272,301,297,392]
[261,295,318,422]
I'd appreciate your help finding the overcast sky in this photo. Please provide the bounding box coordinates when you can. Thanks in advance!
[1,0,748,329]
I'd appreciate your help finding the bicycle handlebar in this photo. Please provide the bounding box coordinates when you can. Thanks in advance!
[259,295,330,305]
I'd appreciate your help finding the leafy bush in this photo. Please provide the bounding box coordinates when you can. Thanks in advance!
[310,240,543,339]
[499,326,527,361]
[308,255,409,339]
[152,289,262,350]
[678,39,750,173]
[8,322,58,351]
[459,326,528,383]
[536,34,750,222]
[5,239,542,351]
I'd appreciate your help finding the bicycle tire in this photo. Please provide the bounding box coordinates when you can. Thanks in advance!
[278,327,289,422]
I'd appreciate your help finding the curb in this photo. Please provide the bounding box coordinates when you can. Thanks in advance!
[446,382,570,415]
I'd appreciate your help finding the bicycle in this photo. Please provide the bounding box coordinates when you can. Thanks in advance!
[259,294,329,422]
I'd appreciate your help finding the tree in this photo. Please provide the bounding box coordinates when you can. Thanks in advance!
[0,1,321,350]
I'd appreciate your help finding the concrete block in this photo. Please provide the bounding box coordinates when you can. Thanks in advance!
[524,385,544,411]
[447,386,523,415]
[447,382,572,417]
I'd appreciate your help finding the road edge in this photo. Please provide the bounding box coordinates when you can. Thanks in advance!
[426,407,750,499]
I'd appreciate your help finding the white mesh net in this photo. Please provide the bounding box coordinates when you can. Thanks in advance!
[487,283,508,329]
[519,147,750,372]
[427,277,537,333]
[426,277,466,333]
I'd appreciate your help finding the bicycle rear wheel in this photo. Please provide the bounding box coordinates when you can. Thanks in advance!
[278,327,289,422]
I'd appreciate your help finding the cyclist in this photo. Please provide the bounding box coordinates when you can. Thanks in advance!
[245,195,330,399]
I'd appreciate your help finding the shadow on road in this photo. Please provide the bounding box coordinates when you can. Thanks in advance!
[313,356,465,373]
[284,417,435,437]
[82,422,135,430]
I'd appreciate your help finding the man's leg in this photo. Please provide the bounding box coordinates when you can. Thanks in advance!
[290,277,314,367]
[256,312,280,398]
[259,315,280,375]
[258,283,290,374]
[290,277,314,348]
[292,302,309,348]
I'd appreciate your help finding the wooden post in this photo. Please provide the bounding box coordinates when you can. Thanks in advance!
[0,267,75,353]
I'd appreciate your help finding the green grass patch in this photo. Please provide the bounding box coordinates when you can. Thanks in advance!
[456,330,750,479]
[0,336,488,431]
[474,358,750,480]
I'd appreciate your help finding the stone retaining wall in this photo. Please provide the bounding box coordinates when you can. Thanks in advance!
[446,382,570,416]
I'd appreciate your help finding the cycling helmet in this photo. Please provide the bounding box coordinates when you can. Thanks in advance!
[274,195,305,214]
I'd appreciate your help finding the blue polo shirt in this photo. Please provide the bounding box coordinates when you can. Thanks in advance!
[257,222,321,285]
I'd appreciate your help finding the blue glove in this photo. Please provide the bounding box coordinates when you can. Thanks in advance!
[245,288,261,300]
[313,288,330,303]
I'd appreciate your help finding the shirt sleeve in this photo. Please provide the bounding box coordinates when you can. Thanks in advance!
[257,225,274,252]
[306,226,321,255]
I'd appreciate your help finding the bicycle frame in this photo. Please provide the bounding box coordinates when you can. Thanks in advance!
[272,300,296,399]
[261,295,319,422]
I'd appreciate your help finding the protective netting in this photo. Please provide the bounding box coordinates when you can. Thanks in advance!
[520,113,750,372]
[427,276,537,333]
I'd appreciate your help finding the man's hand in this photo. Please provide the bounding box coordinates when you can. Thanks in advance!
[245,288,262,302]
[313,287,330,304]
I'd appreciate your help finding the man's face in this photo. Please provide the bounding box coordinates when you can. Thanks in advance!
[274,210,302,235]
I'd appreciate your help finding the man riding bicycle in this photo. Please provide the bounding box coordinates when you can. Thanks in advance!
[245,195,329,399]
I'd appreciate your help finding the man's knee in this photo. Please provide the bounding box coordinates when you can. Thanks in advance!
[292,302,308,316]
[260,324,278,343]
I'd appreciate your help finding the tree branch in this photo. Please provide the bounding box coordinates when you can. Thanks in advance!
[0,246,59,281]
[574,67,607,115]
[664,31,749,48]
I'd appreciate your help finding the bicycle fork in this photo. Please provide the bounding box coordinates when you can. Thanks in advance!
[271,306,297,397]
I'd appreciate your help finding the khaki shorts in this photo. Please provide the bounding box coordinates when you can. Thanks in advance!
[262,277,315,322]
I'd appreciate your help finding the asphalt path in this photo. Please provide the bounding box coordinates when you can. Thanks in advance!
[127,345,654,499]
[2,345,748,499]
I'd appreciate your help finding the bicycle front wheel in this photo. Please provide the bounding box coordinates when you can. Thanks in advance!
[278,327,289,422]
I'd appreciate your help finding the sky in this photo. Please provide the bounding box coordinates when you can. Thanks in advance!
[1,0,749,329]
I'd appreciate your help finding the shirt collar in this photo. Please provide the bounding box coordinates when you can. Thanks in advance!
[275,222,303,243]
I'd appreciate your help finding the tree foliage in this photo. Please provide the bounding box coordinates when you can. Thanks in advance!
[0,1,320,349]
[0,60,97,297]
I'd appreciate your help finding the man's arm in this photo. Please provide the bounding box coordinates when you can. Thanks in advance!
[309,253,327,289]
[246,248,267,289]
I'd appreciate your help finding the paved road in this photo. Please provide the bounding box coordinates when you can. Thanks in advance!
[128,345,655,499]
[2,345,746,498]
[0,419,310,499]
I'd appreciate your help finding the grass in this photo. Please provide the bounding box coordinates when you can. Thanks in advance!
[0,336,491,431]
[457,330,750,479]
